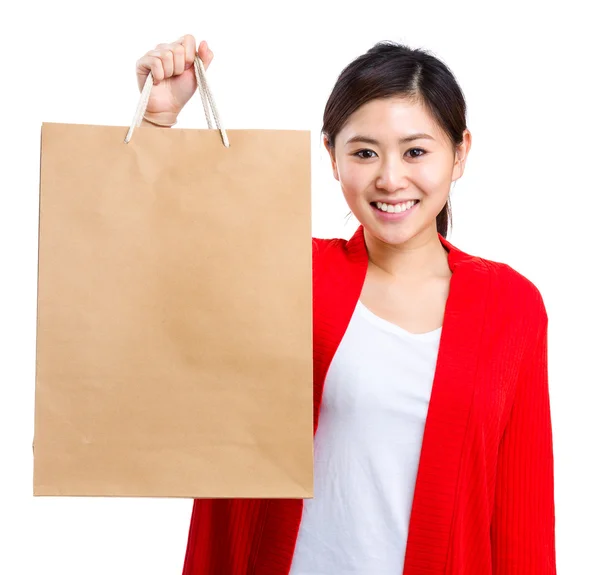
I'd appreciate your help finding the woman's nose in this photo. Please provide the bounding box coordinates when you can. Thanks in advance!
[375,159,409,192]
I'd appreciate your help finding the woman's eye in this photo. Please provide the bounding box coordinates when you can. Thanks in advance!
[407,148,426,158]
[353,148,426,159]
[354,149,377,159]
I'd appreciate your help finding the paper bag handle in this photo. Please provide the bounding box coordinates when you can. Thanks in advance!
[124,55,230,147]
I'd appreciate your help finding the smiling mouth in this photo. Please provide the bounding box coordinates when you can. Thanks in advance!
[370,200,420,214]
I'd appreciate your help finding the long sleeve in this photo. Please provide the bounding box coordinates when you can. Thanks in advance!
[490,302,557,574]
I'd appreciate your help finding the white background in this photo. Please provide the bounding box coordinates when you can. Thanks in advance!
[1,0,598,573]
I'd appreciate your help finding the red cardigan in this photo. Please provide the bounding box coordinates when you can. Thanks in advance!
[182,226,556,575]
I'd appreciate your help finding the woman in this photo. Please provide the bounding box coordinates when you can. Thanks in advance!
[136,35,556,575]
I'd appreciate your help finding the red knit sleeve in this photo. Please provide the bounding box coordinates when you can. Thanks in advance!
[490,300,557,574]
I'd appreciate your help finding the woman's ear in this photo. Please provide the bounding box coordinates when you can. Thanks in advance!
[323,135,340,181]
[451,129,471,183]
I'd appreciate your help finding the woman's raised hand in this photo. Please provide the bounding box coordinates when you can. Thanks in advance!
[135,34,213,125]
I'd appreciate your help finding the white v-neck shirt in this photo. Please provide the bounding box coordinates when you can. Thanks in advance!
[289,301,442,575]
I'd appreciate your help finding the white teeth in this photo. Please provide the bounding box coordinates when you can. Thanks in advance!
[375,200,417,213]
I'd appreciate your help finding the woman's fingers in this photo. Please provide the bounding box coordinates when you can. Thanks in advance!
[135,35,213,91]
[136,53,166,85]
[180,35,197,70]
[177,35,213,71]
[148,48,174,81]
[154,42,185,76]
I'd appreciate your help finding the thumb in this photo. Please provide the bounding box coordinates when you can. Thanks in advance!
[197,40,214,70]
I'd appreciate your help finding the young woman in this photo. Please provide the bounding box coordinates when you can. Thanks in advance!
[136,35,556,575]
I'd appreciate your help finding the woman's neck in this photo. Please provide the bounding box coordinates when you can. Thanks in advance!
[364,226,451,281]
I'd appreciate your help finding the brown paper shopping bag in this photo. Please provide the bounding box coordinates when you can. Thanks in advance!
[33,56,313,498]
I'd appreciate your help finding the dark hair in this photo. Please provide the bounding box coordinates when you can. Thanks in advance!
[322,41,468,238]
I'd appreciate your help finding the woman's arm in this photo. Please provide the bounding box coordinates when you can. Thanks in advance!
[490,300,557,574]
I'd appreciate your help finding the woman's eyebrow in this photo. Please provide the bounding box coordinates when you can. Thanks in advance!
[345,133,435,146]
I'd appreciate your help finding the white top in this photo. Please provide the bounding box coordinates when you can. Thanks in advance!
[289,301,442,575]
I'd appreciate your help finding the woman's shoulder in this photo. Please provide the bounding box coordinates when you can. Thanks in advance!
[471,252,547,322]
[312,235,360,268]
[312,236,345,257]
[441,234,546,324]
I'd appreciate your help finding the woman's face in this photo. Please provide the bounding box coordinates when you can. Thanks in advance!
[327,97,470,247]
